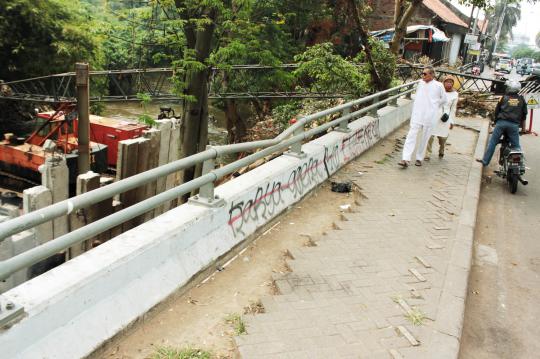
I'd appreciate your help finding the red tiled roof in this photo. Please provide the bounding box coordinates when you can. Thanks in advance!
[422,0,468,28]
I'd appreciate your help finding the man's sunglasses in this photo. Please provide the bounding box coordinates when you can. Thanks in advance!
[421,72,430,76]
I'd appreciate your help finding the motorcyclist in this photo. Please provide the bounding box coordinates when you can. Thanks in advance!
[477,80,527,166]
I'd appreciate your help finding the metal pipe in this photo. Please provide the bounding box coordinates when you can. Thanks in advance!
[0,149,217,241]
[76,63,91,174]
[0,174,216,281]
[0,82,417,275]
[213,82,418,156]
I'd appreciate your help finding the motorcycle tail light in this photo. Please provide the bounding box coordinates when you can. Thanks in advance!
[511,155,521,163]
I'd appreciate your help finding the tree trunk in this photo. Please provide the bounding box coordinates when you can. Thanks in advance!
[390,0,422,55]
[347,0,384,90]
[178,7,216,195]
[225,99,247,143]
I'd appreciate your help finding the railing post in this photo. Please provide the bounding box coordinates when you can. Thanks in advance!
[0,295,24,327]
[369,95,379,117]
[285,123,307,158]
[335,107,351,133]
[189,146,224,207]
[389,89,398,106]
[405,84,413,99]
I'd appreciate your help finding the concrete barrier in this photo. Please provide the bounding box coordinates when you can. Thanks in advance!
[0,99,412,359]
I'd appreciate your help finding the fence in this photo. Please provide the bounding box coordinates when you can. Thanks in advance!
[0,81,418,287]
[396,64,504,93]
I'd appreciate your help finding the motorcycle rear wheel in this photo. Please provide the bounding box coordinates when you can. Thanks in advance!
[508,173,518,194]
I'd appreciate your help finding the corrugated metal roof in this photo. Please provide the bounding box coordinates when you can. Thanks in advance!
[423,0,468,28]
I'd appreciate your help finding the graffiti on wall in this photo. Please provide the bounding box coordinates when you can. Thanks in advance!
[227,156,324,237]
[227,118,380,237]
[341,118,380,162]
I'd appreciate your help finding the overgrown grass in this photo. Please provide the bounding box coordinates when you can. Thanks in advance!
[405,307,426,326]
[374,154,392,165]
[151,346,212,359]
[225,313,247,335]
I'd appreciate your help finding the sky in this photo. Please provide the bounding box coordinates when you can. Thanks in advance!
[450,0,540,47]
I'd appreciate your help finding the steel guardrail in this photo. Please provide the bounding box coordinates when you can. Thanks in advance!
[0,81,418,280]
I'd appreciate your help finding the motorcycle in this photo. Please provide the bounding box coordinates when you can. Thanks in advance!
[472,63,481,76]
[494,133,528,194]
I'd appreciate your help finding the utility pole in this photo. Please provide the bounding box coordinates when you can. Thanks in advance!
[75,63,90,175]
[460,6,476,63]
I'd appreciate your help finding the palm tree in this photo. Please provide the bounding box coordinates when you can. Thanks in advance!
[486,0,521,52]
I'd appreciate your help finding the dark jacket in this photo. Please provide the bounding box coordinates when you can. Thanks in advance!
[495,94,528,125]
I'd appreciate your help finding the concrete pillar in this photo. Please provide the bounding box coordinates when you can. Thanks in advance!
[23,185,64,279]
[40,156,69,239]
[0,203,19,219]
[68,171,102,258]
[8,230,37,289]
[155,119,172,214]
[23,186,53,245]
[0,205,34,292]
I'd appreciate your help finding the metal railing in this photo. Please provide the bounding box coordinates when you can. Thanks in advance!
[0,81,418,281]
[396,64,504,93]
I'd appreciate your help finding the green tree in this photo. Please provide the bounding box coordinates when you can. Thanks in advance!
[209,1,295,142]
[293,43,369,97]
[0,0,102,80]
[512,44,535,58]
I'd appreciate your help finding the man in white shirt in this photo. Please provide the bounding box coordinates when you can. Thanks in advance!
[398,66,447,167]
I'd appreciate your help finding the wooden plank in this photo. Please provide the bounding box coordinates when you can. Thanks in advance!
[143,129,161,222]
[166,121,181,208]
[155,120,172,214]
[117,139,140,232]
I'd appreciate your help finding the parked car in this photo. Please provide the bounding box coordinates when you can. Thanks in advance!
[532,63,540,76]
[495,59,512,73]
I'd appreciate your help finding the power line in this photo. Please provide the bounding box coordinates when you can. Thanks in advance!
[104,31,183,47]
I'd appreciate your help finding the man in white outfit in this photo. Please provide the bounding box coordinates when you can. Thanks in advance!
[398,66,447,167]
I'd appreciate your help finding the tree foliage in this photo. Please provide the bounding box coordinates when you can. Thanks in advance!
[512,44,540,62]
[0,0,102,80]
[293,43,369,98]
[0,0,400,183]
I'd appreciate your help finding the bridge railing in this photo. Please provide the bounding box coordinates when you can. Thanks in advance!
[0,64,503,103]
[396,64,504,93]
[0,81,418,282]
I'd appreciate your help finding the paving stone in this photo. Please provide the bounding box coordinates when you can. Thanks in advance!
[236,125,478,357]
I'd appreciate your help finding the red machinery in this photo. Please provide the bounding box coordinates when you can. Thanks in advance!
[0,105,148,185]
[36,111,148,167]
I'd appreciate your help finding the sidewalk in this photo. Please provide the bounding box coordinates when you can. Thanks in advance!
[235,119,487,359]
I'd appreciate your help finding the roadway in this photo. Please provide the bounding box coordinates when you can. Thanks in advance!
[460,68,540,358]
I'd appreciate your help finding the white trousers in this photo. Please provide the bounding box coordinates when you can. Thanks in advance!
[402,122,433,162]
